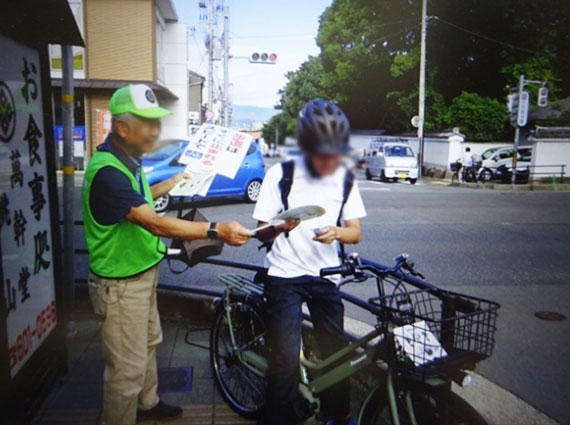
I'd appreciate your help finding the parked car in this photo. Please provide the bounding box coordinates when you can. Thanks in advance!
[478,146,532,182]
[142,139,266,212]
[365,141,418,184]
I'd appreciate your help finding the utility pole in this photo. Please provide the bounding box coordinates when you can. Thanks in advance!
[61,45,75,334]
[222,6,230,127]
[417,0,427,178]
[207,0,215,114]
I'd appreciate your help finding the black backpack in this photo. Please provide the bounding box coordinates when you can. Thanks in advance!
[268,160,355,259]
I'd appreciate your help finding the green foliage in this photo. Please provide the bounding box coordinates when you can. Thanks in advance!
[268,0,570,140]
[447,92,507,141]
[262,113,296,146]
[277,56,328,118]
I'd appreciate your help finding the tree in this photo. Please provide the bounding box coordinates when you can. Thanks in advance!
[314,0,570,131]
[262,113,296,146]
[277,56,328,118]
[447,92,507,141]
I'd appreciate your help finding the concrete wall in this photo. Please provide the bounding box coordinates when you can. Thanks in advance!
[530,140,570,181]
[85,0,155,81]
[159,21,189,139]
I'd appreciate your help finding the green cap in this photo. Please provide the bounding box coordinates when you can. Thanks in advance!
[109,84,172,119]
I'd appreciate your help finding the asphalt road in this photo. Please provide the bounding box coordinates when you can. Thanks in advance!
[69,171,570,424]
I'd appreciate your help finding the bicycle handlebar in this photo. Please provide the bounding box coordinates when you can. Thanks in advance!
[320,253,410,279]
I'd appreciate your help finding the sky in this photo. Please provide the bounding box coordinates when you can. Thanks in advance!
[173,0,333,109]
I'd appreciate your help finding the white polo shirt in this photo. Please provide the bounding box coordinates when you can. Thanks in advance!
[253,158,367,279]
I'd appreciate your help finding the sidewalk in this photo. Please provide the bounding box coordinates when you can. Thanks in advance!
[32,292,559,425]
[31,296,253,425]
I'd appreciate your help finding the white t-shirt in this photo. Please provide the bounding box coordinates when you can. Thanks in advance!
[463,152,474,167]
[253,158,367,279]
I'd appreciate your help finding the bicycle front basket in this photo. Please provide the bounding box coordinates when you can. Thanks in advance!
[370,289,499,377]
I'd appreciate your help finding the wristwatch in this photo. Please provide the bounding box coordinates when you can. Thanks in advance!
[207,222,218,239]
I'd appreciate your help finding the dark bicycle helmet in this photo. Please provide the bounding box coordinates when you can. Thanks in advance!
[297,98,351,154]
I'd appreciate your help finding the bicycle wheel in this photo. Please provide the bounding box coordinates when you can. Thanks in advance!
[358,385,488,425]
[210,299,267,418]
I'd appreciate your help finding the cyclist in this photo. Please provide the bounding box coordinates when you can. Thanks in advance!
[462,147,474,181]
[254,99,366,425]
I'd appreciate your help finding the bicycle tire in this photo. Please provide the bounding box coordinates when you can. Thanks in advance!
[210,299,267,418]
[358,383,488,425]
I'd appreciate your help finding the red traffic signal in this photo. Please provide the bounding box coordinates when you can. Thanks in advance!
[249,52,277,64]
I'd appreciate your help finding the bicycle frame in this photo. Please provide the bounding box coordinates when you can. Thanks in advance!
[182,252,496,425]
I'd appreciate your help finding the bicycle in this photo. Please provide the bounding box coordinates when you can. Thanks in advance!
[450,161,480,183]
[200,251,500,425]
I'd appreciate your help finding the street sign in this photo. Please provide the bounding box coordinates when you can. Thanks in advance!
[411,115,421,128]
[517,91,530,127]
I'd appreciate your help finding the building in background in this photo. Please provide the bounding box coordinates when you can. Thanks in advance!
[50,0,200,168]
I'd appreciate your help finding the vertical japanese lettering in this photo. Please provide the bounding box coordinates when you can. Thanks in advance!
[33,230,50,274]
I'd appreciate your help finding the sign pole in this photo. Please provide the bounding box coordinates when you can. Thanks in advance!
[512,74,524,186]
[62,45,75,332]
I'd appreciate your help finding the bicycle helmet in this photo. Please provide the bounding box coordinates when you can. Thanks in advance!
[297,98,351,154]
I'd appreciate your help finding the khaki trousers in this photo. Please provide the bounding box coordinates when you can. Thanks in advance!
[88,266,162,425]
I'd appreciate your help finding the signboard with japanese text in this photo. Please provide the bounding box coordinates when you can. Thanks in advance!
[170,124,253,197]
[0,34,57,378]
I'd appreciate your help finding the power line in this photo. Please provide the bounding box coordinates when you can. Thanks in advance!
[433,16,545,56]
[231,18,421,41]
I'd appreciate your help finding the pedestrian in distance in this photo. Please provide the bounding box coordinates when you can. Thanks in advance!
[254,99,366,425]
[82,84,252,425]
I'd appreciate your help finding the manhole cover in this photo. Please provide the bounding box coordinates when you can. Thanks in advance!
[157,367,193,393]
[534,311,566,321]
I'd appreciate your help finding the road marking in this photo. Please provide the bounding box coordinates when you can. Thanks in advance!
[359,187,390,191]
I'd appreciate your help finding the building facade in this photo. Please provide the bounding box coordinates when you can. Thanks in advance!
[50,0,199,168]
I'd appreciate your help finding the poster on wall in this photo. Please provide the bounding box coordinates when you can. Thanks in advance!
[0,34,57,378]
[95,109,111,146]
[170,124,253,197]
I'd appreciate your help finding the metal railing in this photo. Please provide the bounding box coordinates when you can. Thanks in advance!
[522,164,566,183]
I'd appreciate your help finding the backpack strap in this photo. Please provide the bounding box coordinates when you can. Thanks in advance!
[337,169,355,261]
[259,160,296,251]
[278,160,295,212]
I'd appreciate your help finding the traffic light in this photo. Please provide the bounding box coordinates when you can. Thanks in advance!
[538,87,549,107]
[249,52,277,64]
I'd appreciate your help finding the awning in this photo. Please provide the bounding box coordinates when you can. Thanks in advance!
[50,79,179,100]
[1,0,84,47]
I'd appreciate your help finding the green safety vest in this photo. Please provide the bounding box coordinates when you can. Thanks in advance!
[82,151,165,278]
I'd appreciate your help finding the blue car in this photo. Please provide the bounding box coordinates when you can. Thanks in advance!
[142,139,266,212]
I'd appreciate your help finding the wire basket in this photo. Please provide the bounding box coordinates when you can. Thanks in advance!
[449,161,462,172]
[370,288,499,377]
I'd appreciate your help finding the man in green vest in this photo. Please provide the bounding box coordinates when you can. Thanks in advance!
[82,84,252,425]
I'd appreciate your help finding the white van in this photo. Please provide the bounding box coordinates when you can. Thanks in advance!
[365,141,419,184]
[479,147,532,181]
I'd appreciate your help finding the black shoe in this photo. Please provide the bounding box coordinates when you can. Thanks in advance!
[137,401,183,421]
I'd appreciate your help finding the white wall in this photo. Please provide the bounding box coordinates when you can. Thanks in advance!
[159,21,189,140]
[530,139,570,181]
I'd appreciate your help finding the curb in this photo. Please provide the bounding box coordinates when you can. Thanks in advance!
[342,315,559,425]
[73,287,559,425]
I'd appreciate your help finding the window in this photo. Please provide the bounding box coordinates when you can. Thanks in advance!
[247,144,257,156]
[145,141,187,161]
[385,145,414,157]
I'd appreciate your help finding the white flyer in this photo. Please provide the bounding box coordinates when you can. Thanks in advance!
[177,124,253,179]
[169,164,216,197]
[393,320,447,366]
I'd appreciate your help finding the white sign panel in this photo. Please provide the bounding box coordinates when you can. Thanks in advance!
[0,34,57,377]
[517,91,530,127]
[170,125,253,197]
